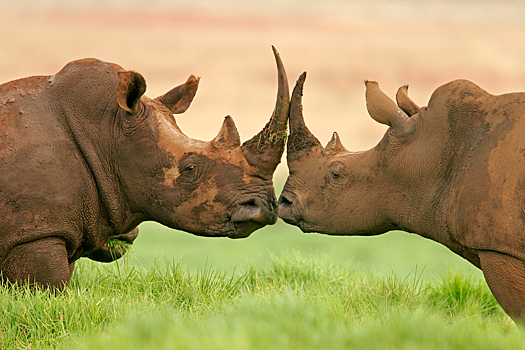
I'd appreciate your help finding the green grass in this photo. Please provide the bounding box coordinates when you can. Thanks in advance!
[132,221,483,280]
[105,239,133,256]
[0,190,519,349]
[0,252,522,350]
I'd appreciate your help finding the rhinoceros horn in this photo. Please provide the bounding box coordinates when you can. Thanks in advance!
[286,72,324,163]
[325,132,347,154]
[241,46,290,174]
[211,115,241,150]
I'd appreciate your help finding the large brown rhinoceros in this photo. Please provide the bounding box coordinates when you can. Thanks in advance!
[0,47,290,289]
[279,72,525,321]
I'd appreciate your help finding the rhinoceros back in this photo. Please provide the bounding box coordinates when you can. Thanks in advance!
[0,73,99,259]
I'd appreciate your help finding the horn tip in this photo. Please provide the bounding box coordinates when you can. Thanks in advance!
[272,45,283,62]
[398,84,409,92]
[188,75,200,82]
[271,45,282,58]
[292,72,307,97]
[271,46,277,56]
[224,115,236,125]
[298,71,307,82]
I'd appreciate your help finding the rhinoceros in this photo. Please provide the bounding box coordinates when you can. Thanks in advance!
[279,72,525,321]
[0,47,290,289]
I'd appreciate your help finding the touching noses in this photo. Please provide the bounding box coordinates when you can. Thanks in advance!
[278,193,293,212]
[277,192,298,225]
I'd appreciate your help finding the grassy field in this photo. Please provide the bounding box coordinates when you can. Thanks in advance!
[1,252,521,350]
[132,220,483,281]
[2,2,525,348]
[3,188,507,349]
[1,216,522,349]
[0,198,513,349]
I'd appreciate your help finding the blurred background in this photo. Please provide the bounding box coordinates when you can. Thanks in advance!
[2,0,525,279]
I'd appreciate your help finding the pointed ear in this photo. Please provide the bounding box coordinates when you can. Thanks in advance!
[396,85,420,117]
[156,75,200,114]
[365,80,414,136]
[117,71,147,113]
[211,116,241,149]
[325,132,348,154]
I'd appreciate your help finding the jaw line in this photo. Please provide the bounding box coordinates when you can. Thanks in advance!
[298,220,312,233]
[182,220,253,238]
[280,216,313,233]
[227,220,261,239]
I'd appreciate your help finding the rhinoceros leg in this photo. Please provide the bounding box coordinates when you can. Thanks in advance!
[479,250,525,321]
[1,237,72,290]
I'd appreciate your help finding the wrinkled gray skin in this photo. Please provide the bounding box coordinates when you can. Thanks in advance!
[0,47,290,289]
[279,72,525,321]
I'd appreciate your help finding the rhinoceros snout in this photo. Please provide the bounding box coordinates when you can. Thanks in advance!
[277,193,299,226]
[231,197,277,225]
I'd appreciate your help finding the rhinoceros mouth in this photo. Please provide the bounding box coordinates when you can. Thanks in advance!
[277,192,303,226]
[227,221,266,239]
[278,194,316,233]
[279,214,299,226]
[298,220,316,233]
[225,197,278,238]
[231,197,277,224]
[278,215,313,234]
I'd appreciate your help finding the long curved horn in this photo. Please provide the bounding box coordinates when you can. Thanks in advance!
[241,46,290,174]
[286,72,323,163]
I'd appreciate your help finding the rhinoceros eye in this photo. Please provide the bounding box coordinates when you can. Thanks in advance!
[185,165,196,173]
[329,170,340,180]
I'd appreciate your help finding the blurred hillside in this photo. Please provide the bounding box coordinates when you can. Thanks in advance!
[1,0,524,24]
[1,0,524,278]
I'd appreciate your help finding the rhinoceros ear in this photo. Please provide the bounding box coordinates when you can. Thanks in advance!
[325,132,348,154]
[156,75,200,114]
[396,85,420,117]
[211,116,241,149]
[117,71,147,113]
[365,80,414,136]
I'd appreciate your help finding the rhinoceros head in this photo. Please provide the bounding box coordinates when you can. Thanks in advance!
[279,73,418,234]
[108,47,289,238]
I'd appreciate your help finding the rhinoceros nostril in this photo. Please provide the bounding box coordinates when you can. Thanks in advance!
[231,198,276,225]
[278,193,300,225]
[278,194,293,209]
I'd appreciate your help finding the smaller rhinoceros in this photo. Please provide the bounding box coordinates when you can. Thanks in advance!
[279,72,525,321]
[0,47,290,289]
